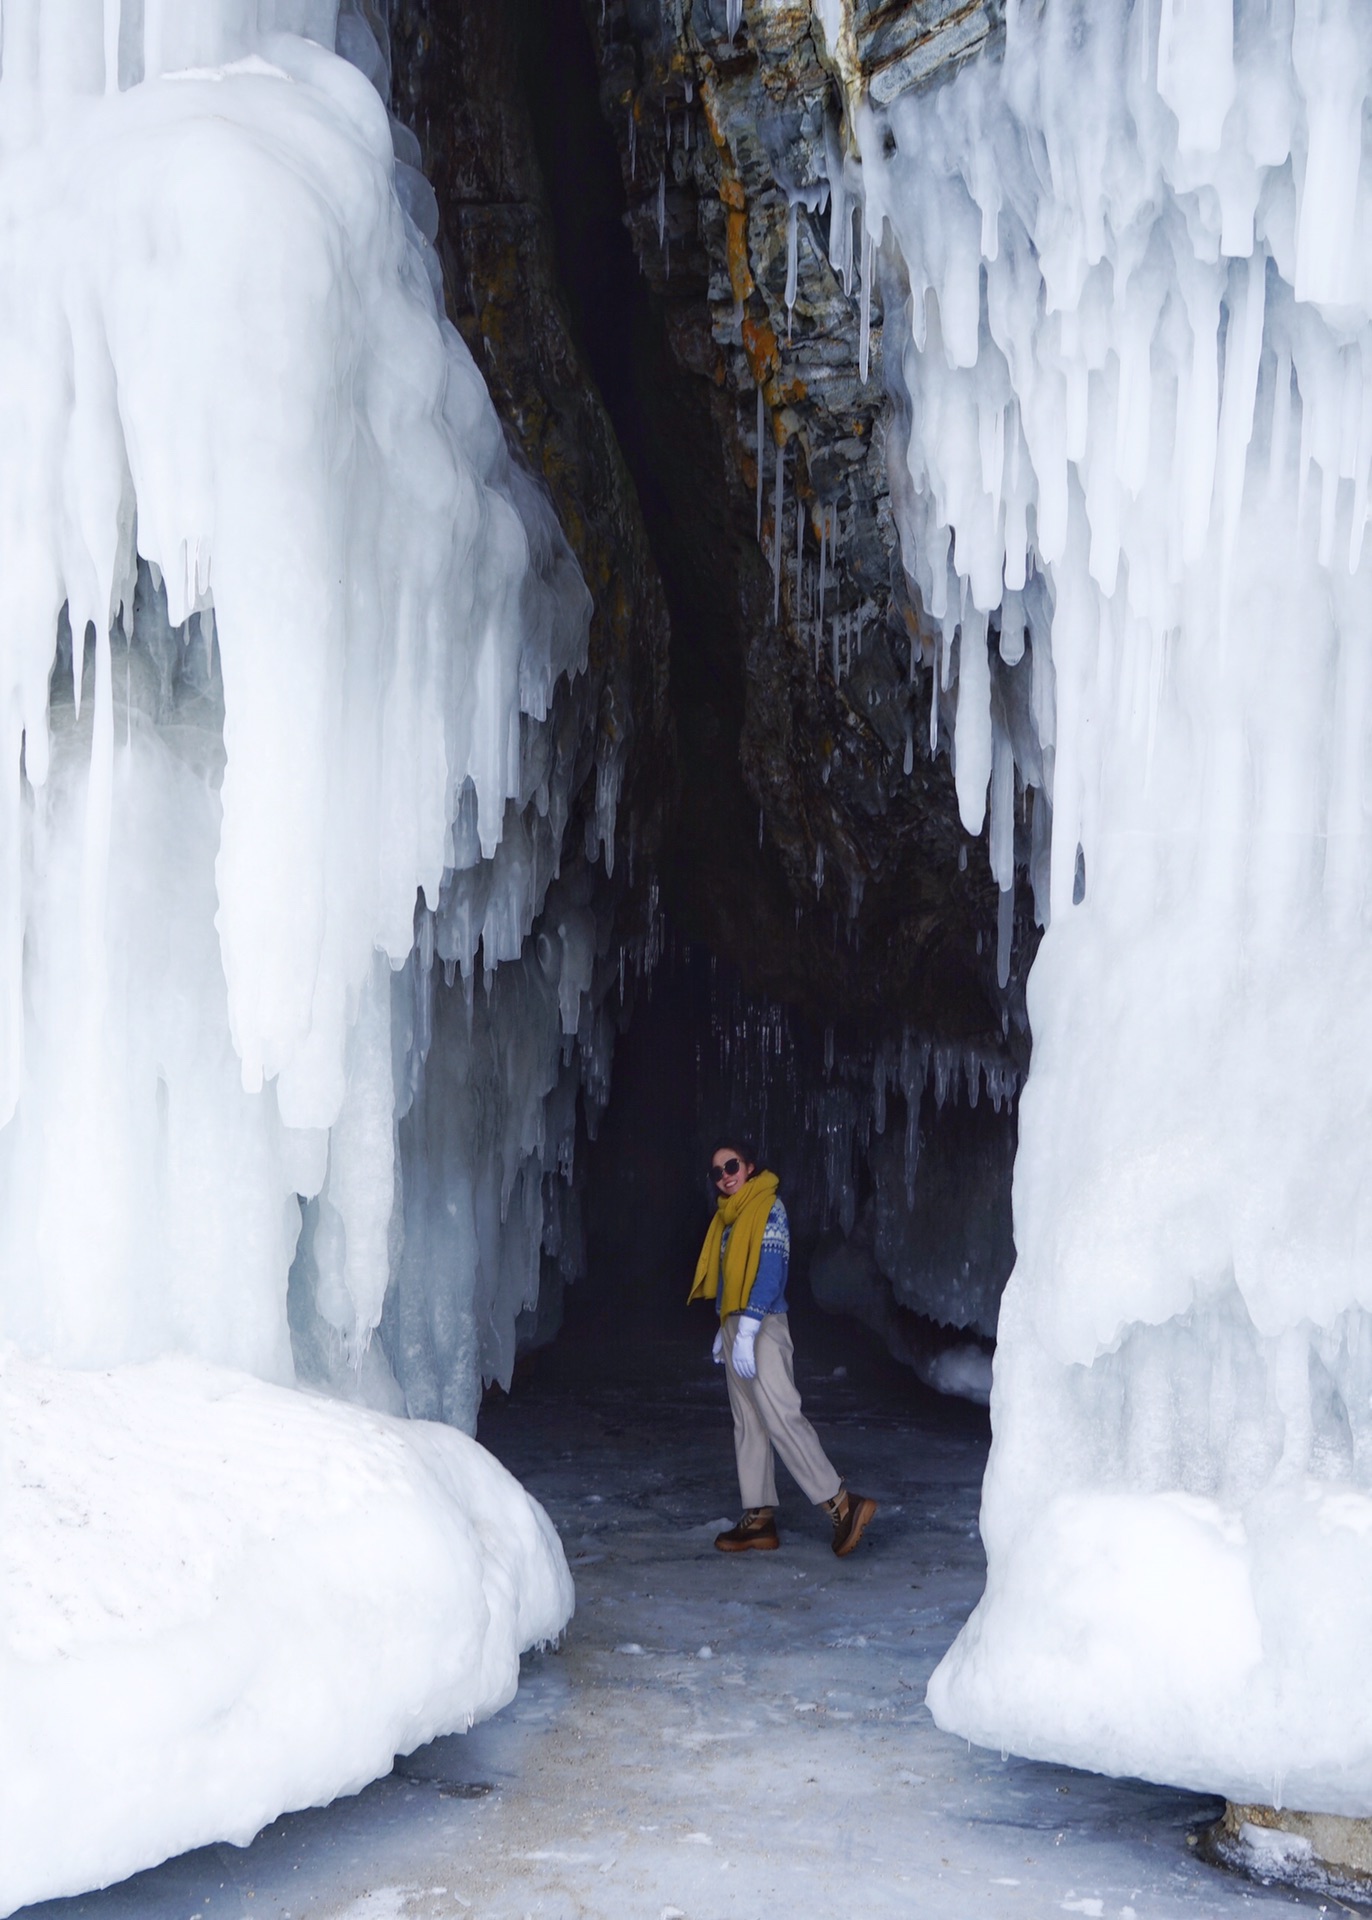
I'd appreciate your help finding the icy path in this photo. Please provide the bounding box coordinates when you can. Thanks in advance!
[19,1324,1312,1920]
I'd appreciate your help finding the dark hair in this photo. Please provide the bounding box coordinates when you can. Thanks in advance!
[709,1135,759,1170]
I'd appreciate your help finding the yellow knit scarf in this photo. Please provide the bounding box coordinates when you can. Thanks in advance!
[688,1170,780,1317]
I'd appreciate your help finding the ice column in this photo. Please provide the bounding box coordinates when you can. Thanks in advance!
[850,0,1372,1809]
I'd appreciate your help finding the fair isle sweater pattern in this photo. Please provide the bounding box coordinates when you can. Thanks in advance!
[719,1198,790,1319]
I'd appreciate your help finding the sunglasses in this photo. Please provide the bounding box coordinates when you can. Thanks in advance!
[710,1157,742,1184]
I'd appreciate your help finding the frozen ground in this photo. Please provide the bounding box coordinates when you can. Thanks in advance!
[17,1317,1329,1920]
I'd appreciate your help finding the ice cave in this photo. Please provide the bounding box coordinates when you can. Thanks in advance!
[5,0,1372,1914]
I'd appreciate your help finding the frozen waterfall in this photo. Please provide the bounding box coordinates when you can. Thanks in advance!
[828,0,1372,1813]
[0,7,608,1413]
[0,5,592,1907]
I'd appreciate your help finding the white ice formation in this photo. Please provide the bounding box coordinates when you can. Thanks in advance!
[818,0,1372,1811]
[0,1,599,1902]
[0,0,616,1421]
[0,1351,573,1914]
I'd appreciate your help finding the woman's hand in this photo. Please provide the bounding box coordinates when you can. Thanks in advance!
[729,1316,759,1381]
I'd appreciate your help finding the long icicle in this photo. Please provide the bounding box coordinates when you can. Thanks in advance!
[859,211,875,383]
[755,384,764,544]
[772,436,785,623]
[794,473,804,625]
[818,505,827,622]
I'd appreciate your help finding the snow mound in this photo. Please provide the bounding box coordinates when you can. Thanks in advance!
[928,1484,1372,1809]
[0,1352,573,1915]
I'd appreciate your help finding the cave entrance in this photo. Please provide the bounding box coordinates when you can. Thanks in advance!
[532,926,1013,1415]
[390,0,1026,1412]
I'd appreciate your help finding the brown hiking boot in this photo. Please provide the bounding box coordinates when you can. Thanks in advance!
[825,1488,877,1558]
[714,1507,780,1552]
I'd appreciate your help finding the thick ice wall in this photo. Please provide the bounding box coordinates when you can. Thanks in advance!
[834,0,1372,1808]
[0,1348,575,1914]
[0,11,595,1386]
[0,10,589,1904]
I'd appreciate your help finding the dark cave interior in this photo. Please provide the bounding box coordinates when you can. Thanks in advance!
[386,0,1024,1396]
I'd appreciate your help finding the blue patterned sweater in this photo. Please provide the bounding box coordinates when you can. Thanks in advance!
[719,1198,790,1319]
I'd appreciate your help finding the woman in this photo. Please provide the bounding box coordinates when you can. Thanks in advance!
[689,1138,877,1556]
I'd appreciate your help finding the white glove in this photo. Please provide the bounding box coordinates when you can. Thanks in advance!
[730,1315,759,1381]
[712,1326,725,1365]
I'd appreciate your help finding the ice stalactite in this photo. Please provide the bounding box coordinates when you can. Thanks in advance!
[0,3,620,1428]
[822,0,1372,1812]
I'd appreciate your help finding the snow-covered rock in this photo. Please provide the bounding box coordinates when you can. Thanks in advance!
[0,1352,573,1915]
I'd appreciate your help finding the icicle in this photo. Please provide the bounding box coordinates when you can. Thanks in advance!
[859,211,874,383]
[904,1093,920,1210]
[999,588,1025,667]
[726,0,742,38]
[831,614,841,684]
[989,716,1014,891]
[756,384,765,544]
[772,437,785,623]
[785,199,799,341]
[795,477,804,618]
[996,885,1013,991]
[80,622,114,997]
[904,717,914,777]
[657,170,665,249]
[818,507,827,621]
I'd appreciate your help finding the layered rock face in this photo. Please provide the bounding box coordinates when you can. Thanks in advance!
[586,0,1024,1026]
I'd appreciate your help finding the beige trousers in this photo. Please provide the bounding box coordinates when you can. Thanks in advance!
[722,1313,842,1508]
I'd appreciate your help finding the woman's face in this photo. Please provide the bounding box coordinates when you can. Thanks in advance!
[710,1149,754,1199]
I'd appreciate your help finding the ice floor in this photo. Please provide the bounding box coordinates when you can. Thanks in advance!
[17,1315,1331,1920]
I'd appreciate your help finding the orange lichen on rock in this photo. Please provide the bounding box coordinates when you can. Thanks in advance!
[700,79,729,152]
[727,208,755,308]
[742,312,778,385]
